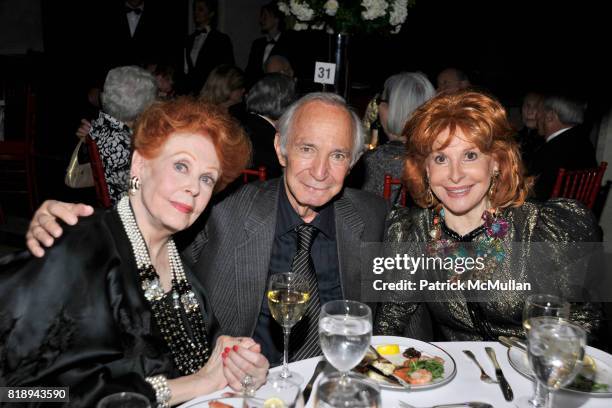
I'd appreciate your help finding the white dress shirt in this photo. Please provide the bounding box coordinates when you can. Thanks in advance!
[185,26,210,73]
[125,5,143,37]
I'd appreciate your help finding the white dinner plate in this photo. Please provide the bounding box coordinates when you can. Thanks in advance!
[507,345,612,397]
[356,335,457,391]
[180,396,268,408]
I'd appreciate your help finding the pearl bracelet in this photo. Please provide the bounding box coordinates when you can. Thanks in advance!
[146,374,171,408]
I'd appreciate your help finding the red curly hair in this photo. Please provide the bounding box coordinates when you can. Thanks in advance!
[132,96,251,192]
[403,90,532,208]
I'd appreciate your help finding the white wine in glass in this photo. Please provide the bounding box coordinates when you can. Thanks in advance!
[267,272,310,385]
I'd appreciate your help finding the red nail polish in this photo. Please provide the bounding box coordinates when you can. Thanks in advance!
[224,347,230,353]
[222,352,227,359]
[233,345,239,352]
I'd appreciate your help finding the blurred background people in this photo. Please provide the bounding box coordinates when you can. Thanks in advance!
[199,64,246,114]
[242,73,296,178]
[436,67,471,93]
[183,0,235,95]
[360,72,436,200]
[529,94,597,199]
[515,91,544,165]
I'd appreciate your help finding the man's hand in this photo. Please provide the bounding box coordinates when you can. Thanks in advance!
[26,200,94,257]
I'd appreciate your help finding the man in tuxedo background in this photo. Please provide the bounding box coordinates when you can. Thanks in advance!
[529,94,597,199]
[184,0,235,95]
[245,1,296,86]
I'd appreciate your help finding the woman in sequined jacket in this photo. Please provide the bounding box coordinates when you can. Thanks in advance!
[374,90,603,344]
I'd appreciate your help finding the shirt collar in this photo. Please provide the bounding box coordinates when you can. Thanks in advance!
[267,32,281,42]
[276,177,335,238]
[546,126,572,143]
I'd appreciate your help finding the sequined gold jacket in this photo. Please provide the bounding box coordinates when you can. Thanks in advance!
[374,199,603,343]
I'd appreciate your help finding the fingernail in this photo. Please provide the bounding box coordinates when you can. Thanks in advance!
[233,345,239,352]
[222,352,227,359]
[224,347,230,353]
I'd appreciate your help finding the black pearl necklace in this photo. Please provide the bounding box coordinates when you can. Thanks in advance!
[117,196,210,375]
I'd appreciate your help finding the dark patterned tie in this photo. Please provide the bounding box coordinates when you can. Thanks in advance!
[290,224,321,361]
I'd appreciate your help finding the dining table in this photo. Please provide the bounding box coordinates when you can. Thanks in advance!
[179,341,612,408]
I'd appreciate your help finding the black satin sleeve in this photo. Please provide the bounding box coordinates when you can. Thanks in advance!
[0,211,182,407]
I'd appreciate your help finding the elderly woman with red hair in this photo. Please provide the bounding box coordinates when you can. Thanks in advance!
[0,98,268,407]
[375,90,602,343]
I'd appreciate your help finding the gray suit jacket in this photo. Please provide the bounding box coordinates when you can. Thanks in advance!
[184,178,388,336]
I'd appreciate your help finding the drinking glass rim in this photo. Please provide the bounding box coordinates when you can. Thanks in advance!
[528,316,587,337]
[321,300,372,316]
[526,294,569,308]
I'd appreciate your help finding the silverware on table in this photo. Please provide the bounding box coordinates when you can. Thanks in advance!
[484,346,514,401]
[462,350,498,384]
[399,401,493,408]
[498,335,527,352]
[302,359,326,405]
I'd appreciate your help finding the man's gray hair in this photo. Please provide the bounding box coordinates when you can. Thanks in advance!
[246,73,296,120]
[542,95,586,126]
[277,92,365,166]
[101,66,158,123]
[385,72,435,136]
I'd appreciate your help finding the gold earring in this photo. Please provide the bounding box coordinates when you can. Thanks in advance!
[424,175,435,207]
[488,170,500,201]
[128,176,141,195]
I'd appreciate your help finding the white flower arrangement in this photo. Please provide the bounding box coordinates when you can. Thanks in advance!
[277,0,414,35]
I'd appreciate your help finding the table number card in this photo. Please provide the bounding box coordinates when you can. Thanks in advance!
[314,62,336,85]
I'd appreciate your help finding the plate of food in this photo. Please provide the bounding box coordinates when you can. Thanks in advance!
[354,335,457,391]
[508,345,612,397]
[180,396,287,408]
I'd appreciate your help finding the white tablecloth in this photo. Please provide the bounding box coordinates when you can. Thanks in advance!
[180,341,611,408]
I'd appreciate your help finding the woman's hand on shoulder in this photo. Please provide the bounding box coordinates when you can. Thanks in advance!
[26,200,94,257]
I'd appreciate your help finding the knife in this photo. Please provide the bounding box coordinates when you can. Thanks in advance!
[485,346,513,401]
[302,359,326,405]
[498,336,527,352]
[366,364,411,389]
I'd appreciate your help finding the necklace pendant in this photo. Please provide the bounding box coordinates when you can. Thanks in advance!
[430,228,441,240]
[143,277,164,301]
[181,290,199,313]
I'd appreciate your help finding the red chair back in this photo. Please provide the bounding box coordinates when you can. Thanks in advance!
[242,166,267,183]
[383,174,407,206]
[85,135,112,209]
[550,162,608,209]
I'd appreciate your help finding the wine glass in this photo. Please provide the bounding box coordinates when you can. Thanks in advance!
[318,300,372,405]
[267,272,310,384]
[522,294,570,336]
[250,378,305,408]
[526,316,586,408]
[517,294,571,407]
[96,392,151,408]
[315,372,381,408]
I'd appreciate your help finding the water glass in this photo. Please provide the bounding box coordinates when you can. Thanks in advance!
[527,316,586,408]
[96,392,151,408]
[315,372,380,408]
[522,294,570,336]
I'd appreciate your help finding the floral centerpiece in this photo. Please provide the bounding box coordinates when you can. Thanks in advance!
[278,0,415,34]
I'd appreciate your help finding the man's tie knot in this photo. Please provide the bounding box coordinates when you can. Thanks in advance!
[125,6,142,15]
[295,224,317,252]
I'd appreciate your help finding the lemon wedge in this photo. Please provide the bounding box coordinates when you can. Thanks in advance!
[263,397,286,408]
[582,355,596,377]
[376,344,400,355]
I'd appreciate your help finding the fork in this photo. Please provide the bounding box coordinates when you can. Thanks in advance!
[399,401,493,408]
[462,350,498,384]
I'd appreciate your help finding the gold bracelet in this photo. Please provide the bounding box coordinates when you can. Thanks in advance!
[145,374,171,408]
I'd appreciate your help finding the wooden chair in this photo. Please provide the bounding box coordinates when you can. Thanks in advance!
[550,162,608,209]
[241,166,267,183]
[383,174,407,206]
[85,135,112,209]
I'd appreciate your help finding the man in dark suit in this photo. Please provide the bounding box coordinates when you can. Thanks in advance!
[184,93,388,364]
[26,93,388,365]
[184,0,235,94]
[529,94,597,199]
[245,1,295,86]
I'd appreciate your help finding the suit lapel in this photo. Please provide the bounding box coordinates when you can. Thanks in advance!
[334,190,365,300]
[234,179,280,335]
